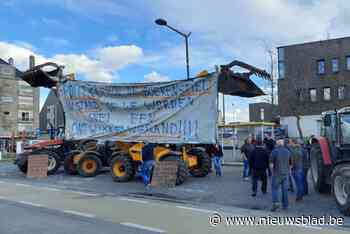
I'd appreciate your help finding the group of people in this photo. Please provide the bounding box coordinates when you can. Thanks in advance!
[241,134,310,211]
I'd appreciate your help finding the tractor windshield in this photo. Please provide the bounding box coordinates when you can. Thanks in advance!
[340,113,350,144]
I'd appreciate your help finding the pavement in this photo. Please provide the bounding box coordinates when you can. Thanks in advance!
[0,162,349,233]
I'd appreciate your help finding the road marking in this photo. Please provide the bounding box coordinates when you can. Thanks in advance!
[0,181,5,184]
[15,183,31,187]
[120,222,166,233]
[69,191,99,197]
[176,205,215,213]
[63,210,96,218]
[19,201,43,207]
[119,197,149,204]
[295,224,323,230]
[0,196,6,199]
[41,187,62,192]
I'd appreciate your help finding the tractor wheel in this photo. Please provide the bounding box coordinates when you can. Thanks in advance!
[79,139,98,151]
[63,151,81,175]
[110,154,135,182]
[77,153,102,177]
[331,164,350,216]
[160,155,188,185]
[188,148,211,177]
[17,149,61,175]
[310,144,331,193]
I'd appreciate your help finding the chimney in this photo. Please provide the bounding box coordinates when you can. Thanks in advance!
[8,57,14,66]
[29,55,35,69]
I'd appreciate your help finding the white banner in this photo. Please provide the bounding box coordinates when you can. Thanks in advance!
[58,73,218,144]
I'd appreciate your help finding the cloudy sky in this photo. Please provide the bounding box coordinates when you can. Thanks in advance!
[1,0,350,121]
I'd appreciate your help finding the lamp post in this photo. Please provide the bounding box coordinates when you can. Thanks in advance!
[155,18,191,79]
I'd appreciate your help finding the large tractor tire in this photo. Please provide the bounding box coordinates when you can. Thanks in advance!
[310,144,331,193]
[110,153,135,182]
[331,163,350,216]
[160,154,188,185]
[188,148,211,177]
[16,149,61,175]
[63,151,81,175]
[77,152,102,177]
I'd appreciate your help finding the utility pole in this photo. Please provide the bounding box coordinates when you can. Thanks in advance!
[268,50,274,105]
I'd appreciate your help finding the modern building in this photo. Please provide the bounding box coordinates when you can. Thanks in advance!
[249,102,278,122]
[0,56,40,151]
[39,89,64,132]
[277,36,350,137]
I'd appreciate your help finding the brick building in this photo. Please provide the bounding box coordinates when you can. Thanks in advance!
[278,36,350,137]
[0,56,40,151]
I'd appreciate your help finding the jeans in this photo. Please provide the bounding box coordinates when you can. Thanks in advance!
[292,168,304,199]
[271,175,289,208]
[243,159,249,178]
[141,160,155,186]
[302,168,309,195]
[252,169,267,194]
[212,156,222,176]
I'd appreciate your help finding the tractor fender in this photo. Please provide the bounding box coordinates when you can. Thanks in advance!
[81,150,102,158]
[317,137,332,166]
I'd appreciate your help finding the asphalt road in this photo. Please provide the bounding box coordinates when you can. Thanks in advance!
[0,200,154,234]
[0,180,348,234]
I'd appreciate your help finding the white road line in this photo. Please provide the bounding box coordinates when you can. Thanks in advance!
[119,197,149,204]
[120,222,166,233]
[41,187,61,192]
[63,210,96,218]
[295,224,323,230]
[69,191,99,197]
[0,181,5,184]
[0,196,6,199]
[176,205,215,214]
[19,201,43,207]
[15,183,31,187]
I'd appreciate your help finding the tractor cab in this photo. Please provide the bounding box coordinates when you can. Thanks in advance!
[322,107,350,147]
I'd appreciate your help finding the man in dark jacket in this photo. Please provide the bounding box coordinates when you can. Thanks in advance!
[141,142,157,186]
[241,137,255,180]
[249,139,269,196]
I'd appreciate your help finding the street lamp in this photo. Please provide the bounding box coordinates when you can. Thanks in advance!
[155,18,191,79]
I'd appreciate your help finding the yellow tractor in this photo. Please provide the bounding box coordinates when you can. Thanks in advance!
[110,142,211,185]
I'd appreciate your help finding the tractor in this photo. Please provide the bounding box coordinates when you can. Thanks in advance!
[310,107,350,216]
[109,142,210,185]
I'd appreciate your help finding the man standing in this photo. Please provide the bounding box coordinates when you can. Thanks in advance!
[263,133,275,153]
[141,142,157,186]
[212,144,223,176]
[240,137,255,180]
[289,139,304,202]
[270,137,291,211]
[249,139,269,196]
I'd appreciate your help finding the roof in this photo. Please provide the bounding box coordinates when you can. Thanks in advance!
[277,36,350,49]
[0,58,23,77]
[218,122,276,128]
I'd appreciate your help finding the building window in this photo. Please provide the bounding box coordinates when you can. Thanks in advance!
[18,96,34,105]
[278,47,285,79]
[317,59,325,74]
[323,87,331,101]
[332,58,339,73]
[338,86,346,100]
[310,88,317,102]
[21,112,30,121]
[347,56,350,70]
[260,108,265,121]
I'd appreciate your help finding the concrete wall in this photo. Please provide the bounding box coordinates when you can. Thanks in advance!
[280,115,321,138]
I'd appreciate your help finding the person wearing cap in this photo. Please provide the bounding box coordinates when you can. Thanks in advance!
[240,136,255,180]
[270,136,291,211]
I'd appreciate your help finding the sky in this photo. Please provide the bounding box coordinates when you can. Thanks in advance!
[1,0,350,122]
